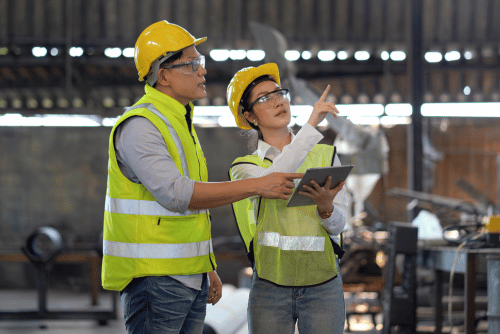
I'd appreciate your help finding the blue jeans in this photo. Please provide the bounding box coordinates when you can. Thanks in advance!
[248,268,345,334]
[120,275,208,334]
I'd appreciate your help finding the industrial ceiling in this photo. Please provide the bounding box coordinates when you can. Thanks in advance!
[0,0,499,116]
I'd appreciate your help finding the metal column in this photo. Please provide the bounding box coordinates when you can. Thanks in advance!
[407,0,424,221]
[382,223,419,334]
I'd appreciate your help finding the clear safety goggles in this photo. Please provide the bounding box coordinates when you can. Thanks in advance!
[248,88,291,110]
[162,55,206,76]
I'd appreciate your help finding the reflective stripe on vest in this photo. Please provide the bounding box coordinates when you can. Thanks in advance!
[105,195,207,217]
[103,239,213,259]
[257,232,325,252]
[127,103,190,178]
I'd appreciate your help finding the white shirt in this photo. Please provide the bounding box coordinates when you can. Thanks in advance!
[230,123,348,241]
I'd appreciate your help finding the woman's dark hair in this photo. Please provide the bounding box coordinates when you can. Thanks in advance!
[240,75,275,112]
[241,75,276,151]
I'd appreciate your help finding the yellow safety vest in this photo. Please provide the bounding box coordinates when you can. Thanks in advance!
[230,144,342,286]
[102,85,216,291]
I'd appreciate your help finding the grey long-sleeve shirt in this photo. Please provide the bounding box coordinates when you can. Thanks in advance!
[115,116,195,212]
[114,114,204,290]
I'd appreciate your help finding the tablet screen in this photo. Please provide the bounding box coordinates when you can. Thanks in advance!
[286,165,353,207]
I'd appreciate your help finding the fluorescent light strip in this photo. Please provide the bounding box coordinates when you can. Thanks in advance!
[421,102,500,117]
[354,51,370,61]
[0,113,100,127]
[385,103,412,116]
[344,116,409,125]
[229,49,246,60]
[247,50,265,61]
[191,106,232,117]
[104,47,122,58]
[291,104,384,117]
[337,104,384,117]
[284,50,300,61]
[1,103,499,127]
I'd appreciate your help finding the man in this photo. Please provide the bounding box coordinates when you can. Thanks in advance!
[101,21,302,334]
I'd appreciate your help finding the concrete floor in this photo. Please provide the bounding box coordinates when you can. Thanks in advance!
[0,289,125,334]
[4,289,489,334]
[0,289,386,334]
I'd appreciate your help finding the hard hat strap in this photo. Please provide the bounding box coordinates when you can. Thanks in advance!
[240,75,275,111]
[145,49,186,86]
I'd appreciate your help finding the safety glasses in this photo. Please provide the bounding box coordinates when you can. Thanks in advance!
[162,55,206,75]
[248,88,291,110]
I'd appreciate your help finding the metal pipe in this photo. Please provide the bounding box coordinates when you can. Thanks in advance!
[487,254,500,334]
[497,154,500,214]
[65,0,74,92]
[37,267,48,314]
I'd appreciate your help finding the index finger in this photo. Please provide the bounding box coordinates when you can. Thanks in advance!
[318,84,331,102]
[284,173,304,180]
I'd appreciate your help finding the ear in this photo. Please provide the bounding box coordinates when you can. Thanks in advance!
[243,111,257,124]
[156,69,170,87]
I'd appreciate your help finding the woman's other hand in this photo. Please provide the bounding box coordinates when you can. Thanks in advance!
[307,85,340,127]
[298,176,345,213]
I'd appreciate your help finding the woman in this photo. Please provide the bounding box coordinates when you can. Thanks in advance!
[227,63,348,334]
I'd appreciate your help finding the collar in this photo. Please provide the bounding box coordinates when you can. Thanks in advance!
[254,131,296,161]
[144,85,194,119]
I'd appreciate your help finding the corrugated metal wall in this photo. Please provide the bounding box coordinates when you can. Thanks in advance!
[1,0,499,48]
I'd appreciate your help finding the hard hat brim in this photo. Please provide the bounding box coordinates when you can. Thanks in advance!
[194,37,207,45]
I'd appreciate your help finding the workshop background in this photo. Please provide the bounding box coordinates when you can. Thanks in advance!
[1,0,499,333]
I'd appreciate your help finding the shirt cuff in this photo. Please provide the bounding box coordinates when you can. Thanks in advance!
[317,205,346,235]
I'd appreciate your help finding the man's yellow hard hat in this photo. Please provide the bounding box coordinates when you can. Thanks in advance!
[227,63,281,130]
[134,20,206,83]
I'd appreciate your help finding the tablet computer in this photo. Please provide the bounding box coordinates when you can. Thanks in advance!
[286,165,353,207]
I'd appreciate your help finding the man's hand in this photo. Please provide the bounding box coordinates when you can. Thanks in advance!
[255,173,304,200]
[298,176,345,213]
[307,85,340,127]
[207,271,222,305]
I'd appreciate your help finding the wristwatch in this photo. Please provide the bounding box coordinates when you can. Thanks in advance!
[318,208,333,219]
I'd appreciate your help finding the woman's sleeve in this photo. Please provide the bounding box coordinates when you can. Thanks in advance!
[318,153,348,236]
[230,123,323,180]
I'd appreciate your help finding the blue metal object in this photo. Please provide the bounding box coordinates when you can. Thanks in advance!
[487,255,500,334]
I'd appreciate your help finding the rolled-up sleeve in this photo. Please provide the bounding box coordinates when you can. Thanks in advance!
[317,154,348,238]
[115,116,195,212]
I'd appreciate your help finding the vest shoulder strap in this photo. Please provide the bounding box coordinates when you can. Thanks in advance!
[310,144,336,166]
[119,103,190,178]
[228,154,267,255]
[231,154,267,168]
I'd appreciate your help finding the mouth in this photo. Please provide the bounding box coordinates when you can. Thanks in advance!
[198,80,206,88]
[275,109,287,117]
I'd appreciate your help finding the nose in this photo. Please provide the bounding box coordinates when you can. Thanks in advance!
[274,94,283,107]
[198,65,207,76]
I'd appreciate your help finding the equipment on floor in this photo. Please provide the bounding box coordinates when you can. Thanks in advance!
[0,226,118,325]
[382,223,418,334]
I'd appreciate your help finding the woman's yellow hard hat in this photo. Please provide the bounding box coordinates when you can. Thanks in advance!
[227,63,281,130]
[134,20,206,83]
